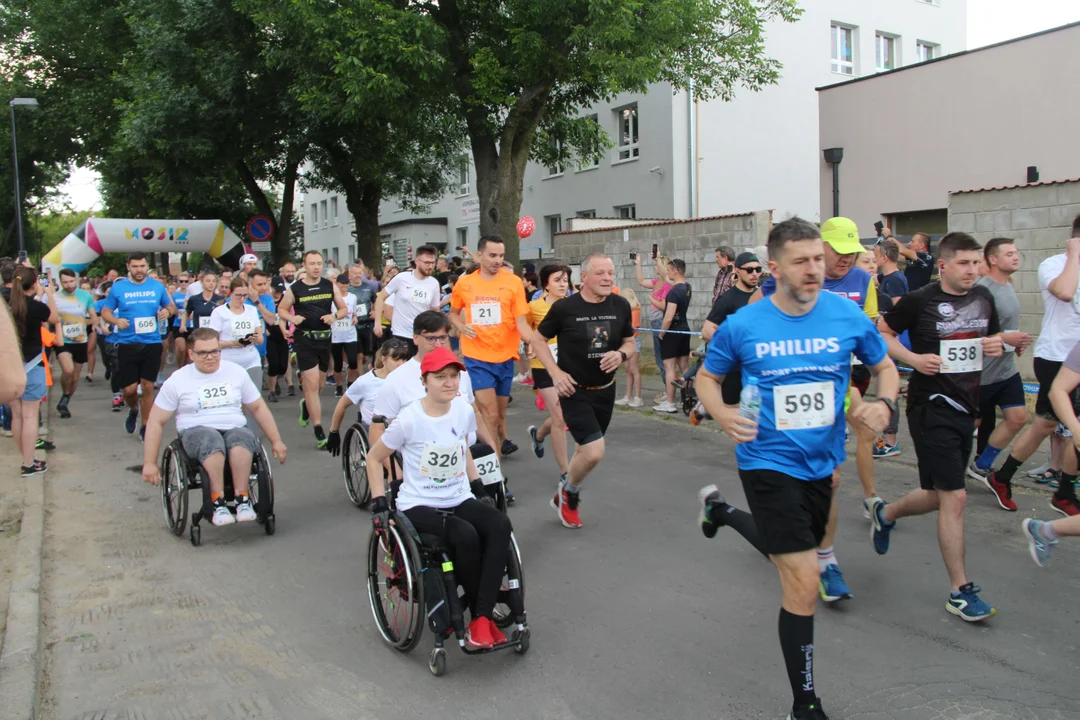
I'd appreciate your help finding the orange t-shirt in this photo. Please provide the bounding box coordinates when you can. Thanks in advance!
[631,307,641,338]
[451,270,529,363]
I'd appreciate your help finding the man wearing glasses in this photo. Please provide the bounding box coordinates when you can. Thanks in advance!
[372,244,441,355]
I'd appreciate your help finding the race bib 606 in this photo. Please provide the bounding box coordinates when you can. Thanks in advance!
[773,381,834,431]
[419,442,464,482]
[134,316,157,335]
[939,338,982,374]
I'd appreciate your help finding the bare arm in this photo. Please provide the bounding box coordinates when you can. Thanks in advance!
[245,398,288,463]
[660,301,677,333]
[0,298,27,403]
[701,320,719,342]
[1048,239,1080,302]
[329,394,355,433]
[276,288,301,327]
[1051,366,1080,439]
[514,314,533,345]
[372,290,389,337]
[364,439,393,499]
[43,283,60,324]
[141,405,175,484]
[696,367,757,443]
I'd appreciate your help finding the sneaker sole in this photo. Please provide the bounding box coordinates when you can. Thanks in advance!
[551,492,583,528]
[819,585,852,603]
[981,478,1017,511]
[1049,500,1076,517]
[1021,519,1049,568]
[869,503,891,556]
[945,602,997,622]
[966,466,990,482]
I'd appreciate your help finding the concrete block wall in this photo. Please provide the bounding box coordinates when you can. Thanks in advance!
[949,180,1080,380]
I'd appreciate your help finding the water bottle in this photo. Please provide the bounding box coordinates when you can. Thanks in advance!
[739,376,761,421]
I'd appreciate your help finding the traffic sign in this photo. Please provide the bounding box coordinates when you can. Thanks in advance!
[246,215,274,242]
[251,241,271,252]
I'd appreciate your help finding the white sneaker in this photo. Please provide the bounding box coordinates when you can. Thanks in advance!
[211,503,235,526]
[166,351,176,366]
[1027,463,1052,478]
[0,428,11,437]
[512,373,528,384]
[652,401,678,413]
[615,396,631,406]
[628,397,643,408]
[235,500,257,523]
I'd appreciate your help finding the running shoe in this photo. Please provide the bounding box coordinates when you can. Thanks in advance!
[111,396,124,412]
[789,702,830,720]
[20,460,47,478]
[528,425,544,458]
[314,426,328,449]
[1027,463,1052,478]
[235,498,257,523]
[946,582,997,622]
[511,372,527,385]
[299,399,310,428]
[487,617,507,645]
[125,408,138,434]
[965,461,990,482]
[520,376,534,387]
[862,495,883,520]
[1050,496,1080,516]
[652,400,678,413]
[326,375,337,385]
[57,397,71,419]
[551,487,583,529]
[698,484,724,539]
[983,472,1017,511]
[211,500,235,526]
[275,383,283,397]
[501,439,518,456]
[335,385,344,398]
[35,439,55,451]
[287,385,296,397]
[0,429,11,437]
[467,617,495,648]
[627,397,643,408]
[870,498,895,555]
[689,402,705,426]
[85,375,93,384]
[139,425,146,443]
[614,396,631,406]
[871,439,900,458]
[267,393,278,403]
[104,367,111,381]
[154,371,164,389]
[819,565,853,602]
[1021,518,1056,567]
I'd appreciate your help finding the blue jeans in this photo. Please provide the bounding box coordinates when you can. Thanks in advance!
[650,316,665,384]
[0,404,10,431]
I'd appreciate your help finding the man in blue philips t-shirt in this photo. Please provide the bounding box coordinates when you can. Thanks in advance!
[693,218,899,720]
[100,252,175,440]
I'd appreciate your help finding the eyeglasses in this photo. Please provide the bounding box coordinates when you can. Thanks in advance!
[192,349,221,358]
[234,293,249,298]
[741,266,764,274]
[419,334,450,345]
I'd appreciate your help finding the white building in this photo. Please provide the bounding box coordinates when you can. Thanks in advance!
[303,0,967,264]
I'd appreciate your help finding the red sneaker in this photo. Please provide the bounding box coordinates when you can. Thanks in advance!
[984,472,1017,511]
[467,617,495,648]
[551,488,583,528]
[487,617,507,645]
[1050,496,1080,517]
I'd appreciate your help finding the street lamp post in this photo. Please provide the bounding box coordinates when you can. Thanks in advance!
[9,97,39,262]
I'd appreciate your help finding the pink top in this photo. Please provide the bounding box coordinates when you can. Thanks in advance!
[651,281,673,301]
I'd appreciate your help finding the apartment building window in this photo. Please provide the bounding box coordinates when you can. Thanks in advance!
[330,196,339,225]
[331,247,339,266]
[916,41,939,62]
[577,210,596,218]
[831,24,855,75]
[614,204,636,219]
[310,203,318,231]
[578,114,601,171]
[456,226,468,249]
[875,33,897,71]
[349,245,357,264]
[615,105,639,162]
[320,199,328,228]
[456,156,470,196]
[395,199,405,212]
[546,140,564,177]
[545,215,562,246]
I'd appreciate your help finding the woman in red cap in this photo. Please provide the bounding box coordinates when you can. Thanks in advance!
[364,346,514,649]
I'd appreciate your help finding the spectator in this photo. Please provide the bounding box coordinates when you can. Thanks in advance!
[524,272,541,301]
[615,288,643,407]
[888,228,934,291]
[654,258,692,413]
[9,267,59,476]
[633,253,674,391]
[0,295,27,404]
[712,245,736,302]
[875,239,909,302]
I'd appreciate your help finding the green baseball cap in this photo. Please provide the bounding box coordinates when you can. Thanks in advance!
[821,217,864,255]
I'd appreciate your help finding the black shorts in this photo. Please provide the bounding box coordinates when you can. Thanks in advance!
[659,332,691,361]
[907,398,972,492]
[265,333,290,377]
[560,382,615,445]
[168,326,188,341]
[117,343,163,387]
[850,364,872,396]
[979,372,1027,416]
[532,368,553,390]
[57,341,88,365]
[294,336,330,373]
[1034,357,1064,420]
[332,341,359,372]
[356,325,375,356]
[739,469,832,556]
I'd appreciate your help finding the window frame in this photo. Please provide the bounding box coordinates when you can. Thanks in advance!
[310,203,318,232]
[456,156,470,197]
[576,114,601,172]
[831,23,856,76]
[455,226,468,249]
[614,204,636,220]
[613,104,640,163]
[916,40,939,62]
[330,196,339,226]
[544,214,562,246]
[874,32,897,72]
[320,199,328,228]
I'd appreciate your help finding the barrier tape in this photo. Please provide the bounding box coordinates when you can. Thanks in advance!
[633,327,703,336]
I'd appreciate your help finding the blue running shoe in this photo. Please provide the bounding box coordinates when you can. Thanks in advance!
[870,498,895,555]
[528,425,544,458]
[947,582,997,621]
[819,565,852,602]
[125,408,138,434]
[1021,518,1056,567]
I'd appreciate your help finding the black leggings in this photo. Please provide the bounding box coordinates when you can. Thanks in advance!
[402,499,512,619]
[266,332,290,377]
[100,340,121,394]
[331,341,358,373]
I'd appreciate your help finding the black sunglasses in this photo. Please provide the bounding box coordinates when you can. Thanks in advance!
[740,266,764,273]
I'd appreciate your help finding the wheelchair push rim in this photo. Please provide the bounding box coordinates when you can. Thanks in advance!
[160,445,188,536]
[343,424,371,508]
[367,521,424,652]
[492,531,524,629]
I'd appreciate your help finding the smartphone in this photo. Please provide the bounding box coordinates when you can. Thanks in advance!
[629,252,637,260]
[874,221,884,236]
[651,244,658,260]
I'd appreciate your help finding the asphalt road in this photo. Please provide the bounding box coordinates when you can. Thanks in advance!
[35,372,1080,720]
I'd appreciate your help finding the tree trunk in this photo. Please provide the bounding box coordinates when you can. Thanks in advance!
[159,252,170,275]
[180,252,188,272]
[324,144,383,269]
[274,148,304,269]
[235,157,278,233]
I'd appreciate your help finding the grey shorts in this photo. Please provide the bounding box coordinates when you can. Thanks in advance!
[179,426,260,464]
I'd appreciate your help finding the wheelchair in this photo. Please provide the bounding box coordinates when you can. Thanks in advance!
[160,437,276,546]
[680,346,709,416]
[366,444,529,676]
[342,421,372,508]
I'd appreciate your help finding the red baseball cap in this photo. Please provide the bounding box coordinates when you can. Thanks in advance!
[420,347,466,375]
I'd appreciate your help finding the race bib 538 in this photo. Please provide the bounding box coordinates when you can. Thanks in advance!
[939,338,982,374]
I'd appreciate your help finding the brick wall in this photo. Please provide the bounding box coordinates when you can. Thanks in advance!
[948,180,1080,379]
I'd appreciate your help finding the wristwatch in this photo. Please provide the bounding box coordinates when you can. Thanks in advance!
[619,350,628,362]
[878,397,898,414]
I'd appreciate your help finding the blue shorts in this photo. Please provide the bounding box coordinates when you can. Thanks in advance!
[22,364,47,402]
[464,357,515,397]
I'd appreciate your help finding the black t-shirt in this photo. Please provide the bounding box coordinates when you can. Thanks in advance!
[187,292,223,327]
[903,251,935,292]
[665,282,692,331]
[705,286,754,405]
[19,297,50,361]
[878,271,908,299]
[537,292,634,388]
[289,277,335,333]
[883,282,1000,414]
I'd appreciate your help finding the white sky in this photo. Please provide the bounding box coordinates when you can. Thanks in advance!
[54,0,1080,213]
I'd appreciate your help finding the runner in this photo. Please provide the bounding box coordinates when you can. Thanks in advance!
[330,273,360,397]
[171,272,191,369]
[872,231,1004,621]
[449,235,532,458]
[238,253,260,280]
[526,263,573,482]
[99,252,176,441]
[246,269,279,399]
[965,238,1034,497]
[54,268,98,419]
[986,214,1080,515]
[275,250,348,448]
[696,219,896,720]
[265,277,291,401]
[182,271,223,333]
[532,253,635,529]
[346,263,377,372]
[208,277,264,390]
[372,244,440,353]
[325,341,411,455]
[92,282,124,411]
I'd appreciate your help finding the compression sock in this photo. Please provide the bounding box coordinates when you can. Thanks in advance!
[211,491,224,503]
[1055,473,1077,502]
[715,504,769,558]
[975,445,1003,471]
[563,480,581,494]
[995,454,1023,484]
[779,609,817,709]
[816,547,837,573]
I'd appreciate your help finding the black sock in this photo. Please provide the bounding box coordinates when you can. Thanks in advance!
[301,401,309,420]
[314,424,324,437]
[779,609,817,709]
[717,504,770,558]
[996,454,1022,484]
[1055,473,1077,501]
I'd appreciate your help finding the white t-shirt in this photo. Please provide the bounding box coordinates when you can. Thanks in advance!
[209,304,262,370]
[381,399,477,512]
[155,361,261,431]
[1034,253,1080,362]
[374,358,476,444]
[186,280,203,299]
[344,370,384,426]
[383,271,440,338]
[331,294,358,344]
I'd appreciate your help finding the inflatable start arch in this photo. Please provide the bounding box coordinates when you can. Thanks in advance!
[42,217,248,274]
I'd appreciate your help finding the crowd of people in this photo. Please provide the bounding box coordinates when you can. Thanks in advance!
[4,212,1080,720]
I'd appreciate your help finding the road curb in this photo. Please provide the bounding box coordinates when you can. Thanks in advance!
[0,387,51,719]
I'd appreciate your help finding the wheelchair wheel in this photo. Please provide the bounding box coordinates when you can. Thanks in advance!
[428,647,447,677]
[367,519,424,652]
[160,443,188,537]
[680,384,695,417]
[492,532,525,629]
[249,445,274,521]
[343,424,372,508]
